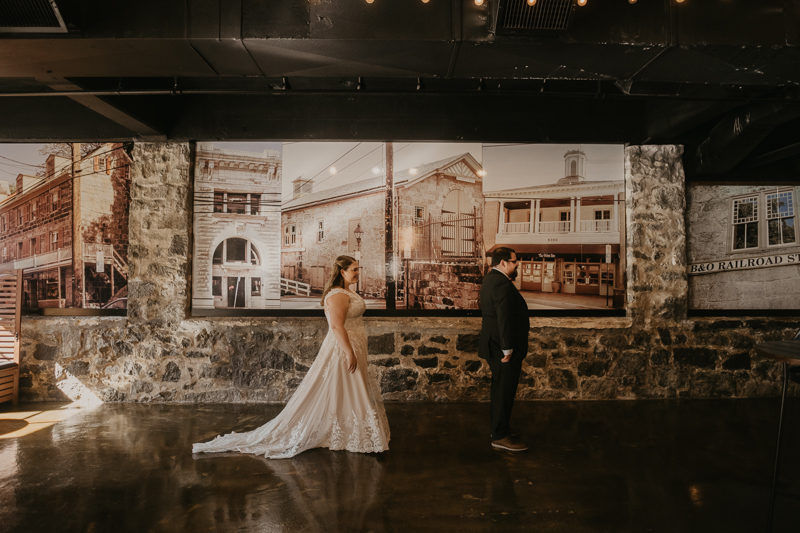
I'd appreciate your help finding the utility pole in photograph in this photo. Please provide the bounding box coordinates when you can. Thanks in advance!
[384,142,395,309]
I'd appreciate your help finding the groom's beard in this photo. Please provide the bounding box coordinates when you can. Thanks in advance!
[508,269,518,281]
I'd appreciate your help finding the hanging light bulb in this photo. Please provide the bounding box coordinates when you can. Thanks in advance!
[474,0,484,5]
[422,0,430,3]
[366,0,374,3]
[629,0,637,3]
[577,0,587,5]
[527,0,537,5]
[329,167,337,175]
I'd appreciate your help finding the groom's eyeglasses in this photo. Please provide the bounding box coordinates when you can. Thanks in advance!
[507,260,518,263]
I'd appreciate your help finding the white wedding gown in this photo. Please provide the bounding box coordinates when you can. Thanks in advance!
[193,288,390,459]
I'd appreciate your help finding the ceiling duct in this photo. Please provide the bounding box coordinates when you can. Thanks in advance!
[0,0,67,33]
[492,0,575,35]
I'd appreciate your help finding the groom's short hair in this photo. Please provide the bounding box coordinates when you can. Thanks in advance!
[491,247,515,267]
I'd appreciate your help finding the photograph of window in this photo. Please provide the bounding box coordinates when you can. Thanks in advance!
[0,142,131,309]
[687,185,800,309]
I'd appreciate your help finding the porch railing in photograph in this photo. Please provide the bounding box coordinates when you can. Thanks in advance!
[538,221,571,233]
[580,220,614,233]
[0,247,72,271]
[502,222,532,234]
[0,269,22,406]
[410,209,482,261]
[281,278,311,297]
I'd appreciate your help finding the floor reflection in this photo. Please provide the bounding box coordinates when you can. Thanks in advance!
[259,450,385,532]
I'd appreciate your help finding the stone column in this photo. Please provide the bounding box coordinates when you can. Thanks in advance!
[128,143,192,325]
[498,201,505,233]
[625,145,688,325]
[533,199,539,233]
[575,197,581,233]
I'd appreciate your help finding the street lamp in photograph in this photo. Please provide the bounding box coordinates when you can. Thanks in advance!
[353,223,364,294]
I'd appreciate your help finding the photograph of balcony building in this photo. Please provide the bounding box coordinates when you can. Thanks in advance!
[0,143,131,309]
[191,143,282,310]
[483,145,626,310]
[280,143,484,309]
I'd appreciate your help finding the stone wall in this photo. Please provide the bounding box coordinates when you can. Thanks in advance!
[17,144,800,403]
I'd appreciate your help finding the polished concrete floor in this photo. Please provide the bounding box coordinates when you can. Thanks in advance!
[1,399,798,532]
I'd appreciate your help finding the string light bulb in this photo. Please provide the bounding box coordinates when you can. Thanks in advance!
[629,0,637,3]
[366,0,374,3]
[474,0,484,5]
[577,0,587,5]
[329,167,337,175]
[527,0,536,5]
[422,0,430,3]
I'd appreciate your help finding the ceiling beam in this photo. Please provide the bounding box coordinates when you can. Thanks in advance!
[35,77,166,141]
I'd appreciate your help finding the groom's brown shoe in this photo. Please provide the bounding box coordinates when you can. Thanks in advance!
[491,436,529,452]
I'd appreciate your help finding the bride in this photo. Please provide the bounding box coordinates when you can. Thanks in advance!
[193,255,390,459]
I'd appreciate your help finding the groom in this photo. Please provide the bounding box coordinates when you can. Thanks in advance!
[479,247,531,452]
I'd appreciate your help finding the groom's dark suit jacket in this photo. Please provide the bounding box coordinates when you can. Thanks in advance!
[479,268,531,360]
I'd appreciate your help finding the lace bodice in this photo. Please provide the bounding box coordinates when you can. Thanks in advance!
[324,287,366,325]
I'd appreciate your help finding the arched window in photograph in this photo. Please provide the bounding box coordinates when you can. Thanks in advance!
[212,238,260,265]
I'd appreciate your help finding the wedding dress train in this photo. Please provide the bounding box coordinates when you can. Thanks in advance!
[193,288,390,459]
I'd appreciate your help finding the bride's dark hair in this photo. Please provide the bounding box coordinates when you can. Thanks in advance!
[319,255,357,306]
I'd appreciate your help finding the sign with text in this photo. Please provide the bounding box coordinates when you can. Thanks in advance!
[688,252,800,275]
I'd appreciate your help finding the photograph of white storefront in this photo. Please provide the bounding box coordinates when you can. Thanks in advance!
[192,143,282,310]
[483,147,625,308]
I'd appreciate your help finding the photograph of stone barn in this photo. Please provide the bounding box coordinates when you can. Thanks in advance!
[280,147,484,309]
[191,143,282,310]
[0,143,131,309]
[483,146,626,310]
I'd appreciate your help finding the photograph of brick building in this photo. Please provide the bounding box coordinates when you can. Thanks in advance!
[686,184,800,309]
[0,143,131,308]
[280,143,484,309]
[483,145,626,310]
[191,143,282,310]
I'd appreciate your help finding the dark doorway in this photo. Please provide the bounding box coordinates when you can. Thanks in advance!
[227,276,245,308]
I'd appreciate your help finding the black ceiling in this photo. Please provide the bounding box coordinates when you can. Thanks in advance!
[0,0,799,181]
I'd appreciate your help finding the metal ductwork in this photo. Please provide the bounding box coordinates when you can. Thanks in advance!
[492,0,575,35]
[0,0,67,33]
[694,103,800,175]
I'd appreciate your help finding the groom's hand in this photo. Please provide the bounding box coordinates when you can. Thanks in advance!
[501,351,512,363]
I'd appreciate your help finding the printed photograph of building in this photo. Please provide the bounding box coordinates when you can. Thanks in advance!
[191,143,282,310]
[483,144,626,310]
[0,143,131,309]
[280,142,484,309]
[686,184,800,309]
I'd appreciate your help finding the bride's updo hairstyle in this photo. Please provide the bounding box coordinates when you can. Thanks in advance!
[320,255,357,305]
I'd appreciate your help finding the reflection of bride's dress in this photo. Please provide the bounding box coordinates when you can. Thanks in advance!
[193,288,390,459]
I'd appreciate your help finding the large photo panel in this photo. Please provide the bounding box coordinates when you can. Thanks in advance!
[687,184,800,310]
[0,143,131,310]
[191,142,626,313]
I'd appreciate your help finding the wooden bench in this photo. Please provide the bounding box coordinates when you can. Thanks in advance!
[0,270,22,406]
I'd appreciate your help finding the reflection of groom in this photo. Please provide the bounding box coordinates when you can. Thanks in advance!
[479,247,531,452]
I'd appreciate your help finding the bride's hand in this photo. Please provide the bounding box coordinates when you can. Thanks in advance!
[347,352,358,373]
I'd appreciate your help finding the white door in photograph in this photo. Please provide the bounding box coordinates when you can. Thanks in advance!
[310,266,325,291]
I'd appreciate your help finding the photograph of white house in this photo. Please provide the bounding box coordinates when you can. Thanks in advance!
[482,144,626,310]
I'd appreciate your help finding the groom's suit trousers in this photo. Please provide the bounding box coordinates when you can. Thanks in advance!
[487,354,523,441]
